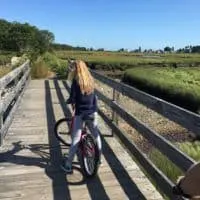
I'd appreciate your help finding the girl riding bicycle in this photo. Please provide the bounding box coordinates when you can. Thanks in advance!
[61,60,102,173]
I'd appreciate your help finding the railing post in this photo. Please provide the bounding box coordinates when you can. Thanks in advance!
[112,85,120,136]
[27,61,31,82]
[0,92,3,146]
[0,114,3,146]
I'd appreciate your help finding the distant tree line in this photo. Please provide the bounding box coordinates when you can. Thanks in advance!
[176,45,200,53]
[51,43,107,52]
[162,46,200,53]
[118,46,200,54]
[0,19,54,57]
[51,43,88,51]
[51,44,200,54]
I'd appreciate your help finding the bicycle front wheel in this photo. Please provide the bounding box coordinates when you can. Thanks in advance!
[54,117,72,146]
[81,134,100,177]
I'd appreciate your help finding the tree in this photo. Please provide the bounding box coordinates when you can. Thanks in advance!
[0,19,10,50]
[164,46,171,52]
[51,43,74,50]
[176,48,184,53]
[191,46,200,53]
[97,48,104,51]
[89,47,94,51]
[118,48,124,52]
[0,18,55,57]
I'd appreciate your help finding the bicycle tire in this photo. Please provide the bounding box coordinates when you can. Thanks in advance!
[81,134,100,177]
[54,117,72,146]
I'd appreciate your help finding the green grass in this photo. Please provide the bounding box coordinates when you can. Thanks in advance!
[123,67,200,112]
[55,50,200,70]
[31,59,49,79]
[179,141,200,160]
[0,54,12,65]
[41,52,67,78]
[149,149,183,182]
[0,66,12,78]
[149,141,200,182]
[30,52,68,79]
[0,51,68,79]
[55,50,200,112]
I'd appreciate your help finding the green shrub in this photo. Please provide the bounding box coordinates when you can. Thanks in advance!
[179,141,200,161]
[0,55,11,65]
[55,59,68,78]
[149,149,183,182]
[123,67,200,113]
[42,52,67,78]
[31,60,49,79]
[42,52,60,71]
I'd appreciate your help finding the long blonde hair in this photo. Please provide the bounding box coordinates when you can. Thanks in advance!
[68,60,94,95]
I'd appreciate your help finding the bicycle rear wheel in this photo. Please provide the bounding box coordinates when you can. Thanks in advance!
[54,117,72,146]
[81,134,100,177]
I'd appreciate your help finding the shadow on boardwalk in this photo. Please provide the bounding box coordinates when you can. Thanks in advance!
[0,79,147,200]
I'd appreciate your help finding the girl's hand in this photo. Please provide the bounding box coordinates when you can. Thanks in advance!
[72,104,75,115]
[66,98,71,104]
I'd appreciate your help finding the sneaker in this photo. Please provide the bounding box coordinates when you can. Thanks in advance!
[98,159,103,166]
[98,155,102,165]
[60,159,73,173]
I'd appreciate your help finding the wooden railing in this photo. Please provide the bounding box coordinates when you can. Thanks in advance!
[91,70,199,199]
[0,60,30,145]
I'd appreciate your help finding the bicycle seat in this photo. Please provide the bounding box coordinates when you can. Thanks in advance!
[82,113,95,121]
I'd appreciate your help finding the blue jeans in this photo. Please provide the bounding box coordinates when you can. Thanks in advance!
[67,112,102,164]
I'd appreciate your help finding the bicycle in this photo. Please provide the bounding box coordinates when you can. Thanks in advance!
[54,111,100,177]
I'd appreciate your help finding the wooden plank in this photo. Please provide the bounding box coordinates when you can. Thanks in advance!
[0,80,164,200]
[97,115,164,200]
[92,70,200,138]
[58,80,164,200]
[98,109,184,200]
[95,89,195,172]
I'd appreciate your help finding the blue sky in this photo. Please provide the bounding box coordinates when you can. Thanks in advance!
[1,0,200,50]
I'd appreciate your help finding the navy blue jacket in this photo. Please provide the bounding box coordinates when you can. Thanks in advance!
[67,79,97,116]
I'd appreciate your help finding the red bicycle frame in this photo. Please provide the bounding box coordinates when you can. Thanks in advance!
[70,114,95,156]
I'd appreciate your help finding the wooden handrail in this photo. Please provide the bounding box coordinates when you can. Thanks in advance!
[91,70,200,138]
[95,89,195,171]
[0,61,30,145]
[91,70,197,199]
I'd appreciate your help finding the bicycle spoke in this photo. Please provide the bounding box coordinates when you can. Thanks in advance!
[82,134,99,177]
[54,118,72,146]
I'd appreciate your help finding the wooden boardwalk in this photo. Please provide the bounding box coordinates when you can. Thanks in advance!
[0,80,164,200]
